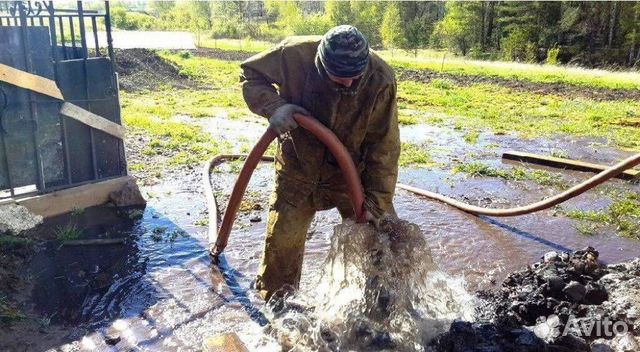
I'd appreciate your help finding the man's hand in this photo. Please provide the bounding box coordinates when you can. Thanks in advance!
[269,104,310,135]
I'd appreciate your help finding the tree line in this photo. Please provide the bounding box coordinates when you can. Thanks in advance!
[111,1,640,67]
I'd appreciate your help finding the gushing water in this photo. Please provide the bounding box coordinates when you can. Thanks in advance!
[264,217,476,351]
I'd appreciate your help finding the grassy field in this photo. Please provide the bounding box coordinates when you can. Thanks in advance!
[199,38,272,53]
[122,51,640,173]
[383,51,640,91]
[398,79,640,149]
[136,52,640,150]
[199,39,640,90]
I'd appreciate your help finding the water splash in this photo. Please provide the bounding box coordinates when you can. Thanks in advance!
[264,217,476,351]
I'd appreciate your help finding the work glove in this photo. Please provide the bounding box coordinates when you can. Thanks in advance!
[269,104,310,135]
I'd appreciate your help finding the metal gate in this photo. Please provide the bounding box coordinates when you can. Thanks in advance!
[0,1,126,199]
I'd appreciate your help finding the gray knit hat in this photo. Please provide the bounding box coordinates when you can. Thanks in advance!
[318,25,369,78]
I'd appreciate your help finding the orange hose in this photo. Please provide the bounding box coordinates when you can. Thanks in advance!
[207,114,366,256]
[397,152,640,216]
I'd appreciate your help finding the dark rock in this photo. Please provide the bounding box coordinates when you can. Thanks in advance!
[546,275,566,295]
[109,180,147,207]
[584,282,608,305]
[590,339,615,352]
[552,334,589,351]
[104,331,121,345]
[249,214,261,222]
[515,329,543,347]
[546,297,561,310]
[563,281,587,302]
[431,248,639,352]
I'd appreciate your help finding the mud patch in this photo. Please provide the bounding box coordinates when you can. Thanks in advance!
[431,247,640,351]
[184,48,256,62]
[114,49,197,92]
[396,68,640,102]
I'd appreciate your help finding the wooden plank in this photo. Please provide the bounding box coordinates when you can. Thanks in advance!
[59,102,126,139]
[16,175,134,218]
[202,333,249,352]
[61,238,126,246]
[0,62,63,100]
[502,151,640,180]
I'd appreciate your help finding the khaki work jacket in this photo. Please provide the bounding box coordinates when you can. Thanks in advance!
[240,36,400,217]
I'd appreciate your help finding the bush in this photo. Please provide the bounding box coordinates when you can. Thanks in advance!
[110,7,159,30]
[468,46,494,60]
[254,23,288,42]
[211,20,243,39]
[546,46,561,65]
[126,12,159,30]
[289,14,333,36]
[502,28,537,62]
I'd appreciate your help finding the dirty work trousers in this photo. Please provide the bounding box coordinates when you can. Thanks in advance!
[255,186,355,300]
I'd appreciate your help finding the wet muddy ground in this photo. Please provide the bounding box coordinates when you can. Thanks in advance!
[1,113,638,351]
[1,48,638,350]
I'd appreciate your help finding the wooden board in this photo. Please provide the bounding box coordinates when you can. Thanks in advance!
[0,62,63,100]
[60,103,125,139]
[202,332,249,352]
[502,151,639,180]
[16,175,134,218]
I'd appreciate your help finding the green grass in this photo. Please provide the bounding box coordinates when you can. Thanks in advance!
[562,193,640,239]
[463,130,480,144]
[550,149,569,159]
[123,54,254,163]
[121,91,229,166]
[398,80,640,150]
[0,295,25,324]
[186,40,640,90]
[0,235,31,250]
[55,224,83,242]
[160,51,243,88]
[121,54,278,170]
[153,50,640,152]
[453,162,568,188]
[564,209,610,223]
[380,49,640,91]
[398,113,419,125]
[198,37,272,53]
[70,207,85,216]
[399,143,435,167]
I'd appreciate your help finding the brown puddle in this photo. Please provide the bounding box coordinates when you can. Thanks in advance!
[1,122,638,351]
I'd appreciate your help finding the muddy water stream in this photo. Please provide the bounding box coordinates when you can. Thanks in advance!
[8,121,640,351]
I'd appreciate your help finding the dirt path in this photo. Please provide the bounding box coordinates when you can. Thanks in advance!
[396,68,640,102]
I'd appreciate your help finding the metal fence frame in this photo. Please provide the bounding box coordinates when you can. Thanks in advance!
[0,1,124,198]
